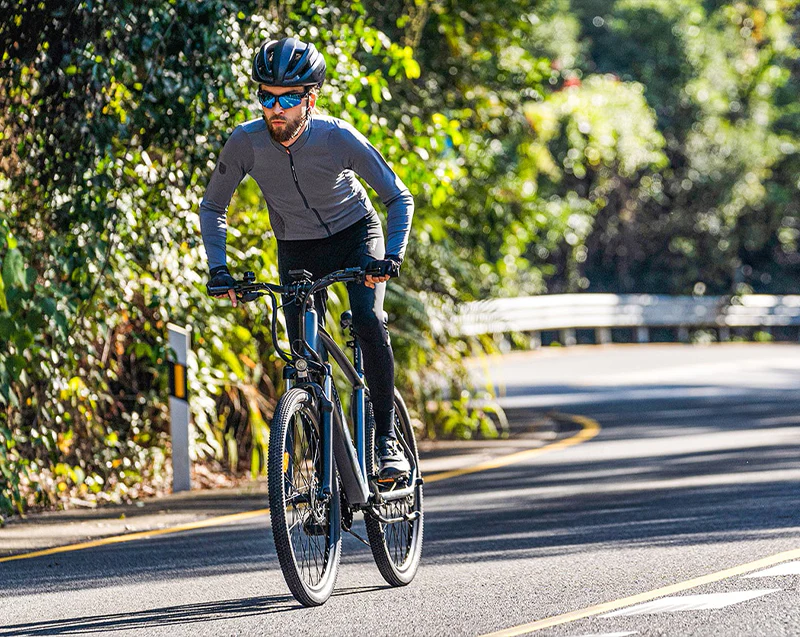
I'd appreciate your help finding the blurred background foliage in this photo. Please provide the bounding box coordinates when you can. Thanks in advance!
[1,0,799,516]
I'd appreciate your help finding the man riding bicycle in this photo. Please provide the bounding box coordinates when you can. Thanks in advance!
[199,36,413,478]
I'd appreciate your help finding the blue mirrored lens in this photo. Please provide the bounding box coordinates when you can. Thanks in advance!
[257,91,305,109]
[278,94,303,108]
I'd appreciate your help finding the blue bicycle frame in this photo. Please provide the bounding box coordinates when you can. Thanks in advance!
[211,267,418,509]
[285,297,372,505]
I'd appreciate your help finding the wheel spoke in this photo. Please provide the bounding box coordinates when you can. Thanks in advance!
[280,404,333,589]
[269,388,344,606]
[364,396,422,585]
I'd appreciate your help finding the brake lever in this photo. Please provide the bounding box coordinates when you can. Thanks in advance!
[239,291,264,303]
[336,267,366,283]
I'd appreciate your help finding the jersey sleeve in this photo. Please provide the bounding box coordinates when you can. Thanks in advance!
[198,126,255,271]
[330,122,414,261]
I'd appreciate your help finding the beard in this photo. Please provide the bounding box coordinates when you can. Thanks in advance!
[264,107,309,143]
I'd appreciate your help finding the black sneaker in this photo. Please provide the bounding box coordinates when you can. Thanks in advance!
[377,436,411,479]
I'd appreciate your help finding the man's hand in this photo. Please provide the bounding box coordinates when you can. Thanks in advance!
[365,255,401,289]
[207,266,238,307]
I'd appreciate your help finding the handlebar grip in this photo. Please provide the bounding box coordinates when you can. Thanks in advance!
[206,284,234,296]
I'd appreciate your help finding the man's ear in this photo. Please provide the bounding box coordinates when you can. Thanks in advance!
[308,92,317,110]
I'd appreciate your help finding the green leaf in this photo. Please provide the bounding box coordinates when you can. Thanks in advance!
[0,317,12,340]
[13,330,33,351]
[370,81,382,103]
[38,297,57,317]
[6,355,26,377]
[0,382,18,408]
[1,249,26,290]
[402,57,421,79]
[53,310,68,335]
[134,342,154,359]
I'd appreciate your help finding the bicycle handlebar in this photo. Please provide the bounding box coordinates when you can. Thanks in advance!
[205,266,372,300]
[206,265,386,365]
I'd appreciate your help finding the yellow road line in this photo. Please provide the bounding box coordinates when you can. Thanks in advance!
[424,415,600,484]
[0,414,599,564]
[0,508,269,564]
[480,547,800,636]
[481,549,800,637]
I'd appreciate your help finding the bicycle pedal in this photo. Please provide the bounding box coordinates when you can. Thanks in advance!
[377,474,409,485]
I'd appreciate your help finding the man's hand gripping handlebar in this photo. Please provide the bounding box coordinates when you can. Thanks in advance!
[206,267,377,304]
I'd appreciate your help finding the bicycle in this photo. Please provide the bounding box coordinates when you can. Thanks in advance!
[208,266,424,606]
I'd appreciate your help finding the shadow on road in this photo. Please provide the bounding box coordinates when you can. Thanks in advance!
[419,387,800,563]
[0,586,387,635]
[2,385,799,604]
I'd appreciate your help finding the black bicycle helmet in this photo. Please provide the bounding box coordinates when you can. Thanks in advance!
[251,37,327,87]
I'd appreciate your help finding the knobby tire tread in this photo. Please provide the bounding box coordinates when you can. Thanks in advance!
[364,389,424,586]
[268,388,341,606]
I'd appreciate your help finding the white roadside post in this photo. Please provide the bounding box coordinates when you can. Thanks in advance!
[167,323,192,493]
[560,328,577,346]
[596,327,612,345]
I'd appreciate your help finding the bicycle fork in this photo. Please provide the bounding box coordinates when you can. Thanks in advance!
[303,305,335,503]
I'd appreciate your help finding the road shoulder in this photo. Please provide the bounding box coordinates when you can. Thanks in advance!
[0,412,564,558]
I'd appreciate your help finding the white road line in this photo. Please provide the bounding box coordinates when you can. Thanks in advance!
[600,590,781,617]
[744,561,800,578]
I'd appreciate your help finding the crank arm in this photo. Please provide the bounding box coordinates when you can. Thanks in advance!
[367,509,421,525]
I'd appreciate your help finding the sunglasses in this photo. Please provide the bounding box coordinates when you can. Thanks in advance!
[257,89,309,110]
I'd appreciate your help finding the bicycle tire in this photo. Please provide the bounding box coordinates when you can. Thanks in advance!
[269,388,342,606]
[364,389,424,586]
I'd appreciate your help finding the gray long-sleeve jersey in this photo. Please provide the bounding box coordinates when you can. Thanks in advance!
[199,114,414,271]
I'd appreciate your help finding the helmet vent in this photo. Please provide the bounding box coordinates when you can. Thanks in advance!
[251,37,326,87]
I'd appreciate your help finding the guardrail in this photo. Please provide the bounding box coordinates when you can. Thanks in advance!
[453,294,800,344]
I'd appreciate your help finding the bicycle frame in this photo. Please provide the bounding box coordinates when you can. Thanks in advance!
[211,267,423,606]
[316,324,420,509]
[290,274,420,509]
[209,268,419,509]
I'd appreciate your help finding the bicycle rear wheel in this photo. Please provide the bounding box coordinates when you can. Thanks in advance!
[269,388,341,606]
[365,389,424,586]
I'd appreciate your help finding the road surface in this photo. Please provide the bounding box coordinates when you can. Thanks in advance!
[1,343,799,636]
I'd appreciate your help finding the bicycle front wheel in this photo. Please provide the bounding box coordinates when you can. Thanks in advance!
[365,389,424,586]
[269,388,341,606]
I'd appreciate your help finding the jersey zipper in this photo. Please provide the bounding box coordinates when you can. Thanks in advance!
[285,147,332,237]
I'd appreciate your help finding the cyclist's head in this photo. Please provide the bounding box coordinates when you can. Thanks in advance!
[251,37,327,89]
[256,83,320,143]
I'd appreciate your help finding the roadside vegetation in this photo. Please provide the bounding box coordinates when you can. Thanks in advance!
[2,0,798,516]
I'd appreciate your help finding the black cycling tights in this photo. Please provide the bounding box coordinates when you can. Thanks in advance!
[277,216,396,439]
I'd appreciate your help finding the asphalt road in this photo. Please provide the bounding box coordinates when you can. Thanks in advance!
[2,343,800,637]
